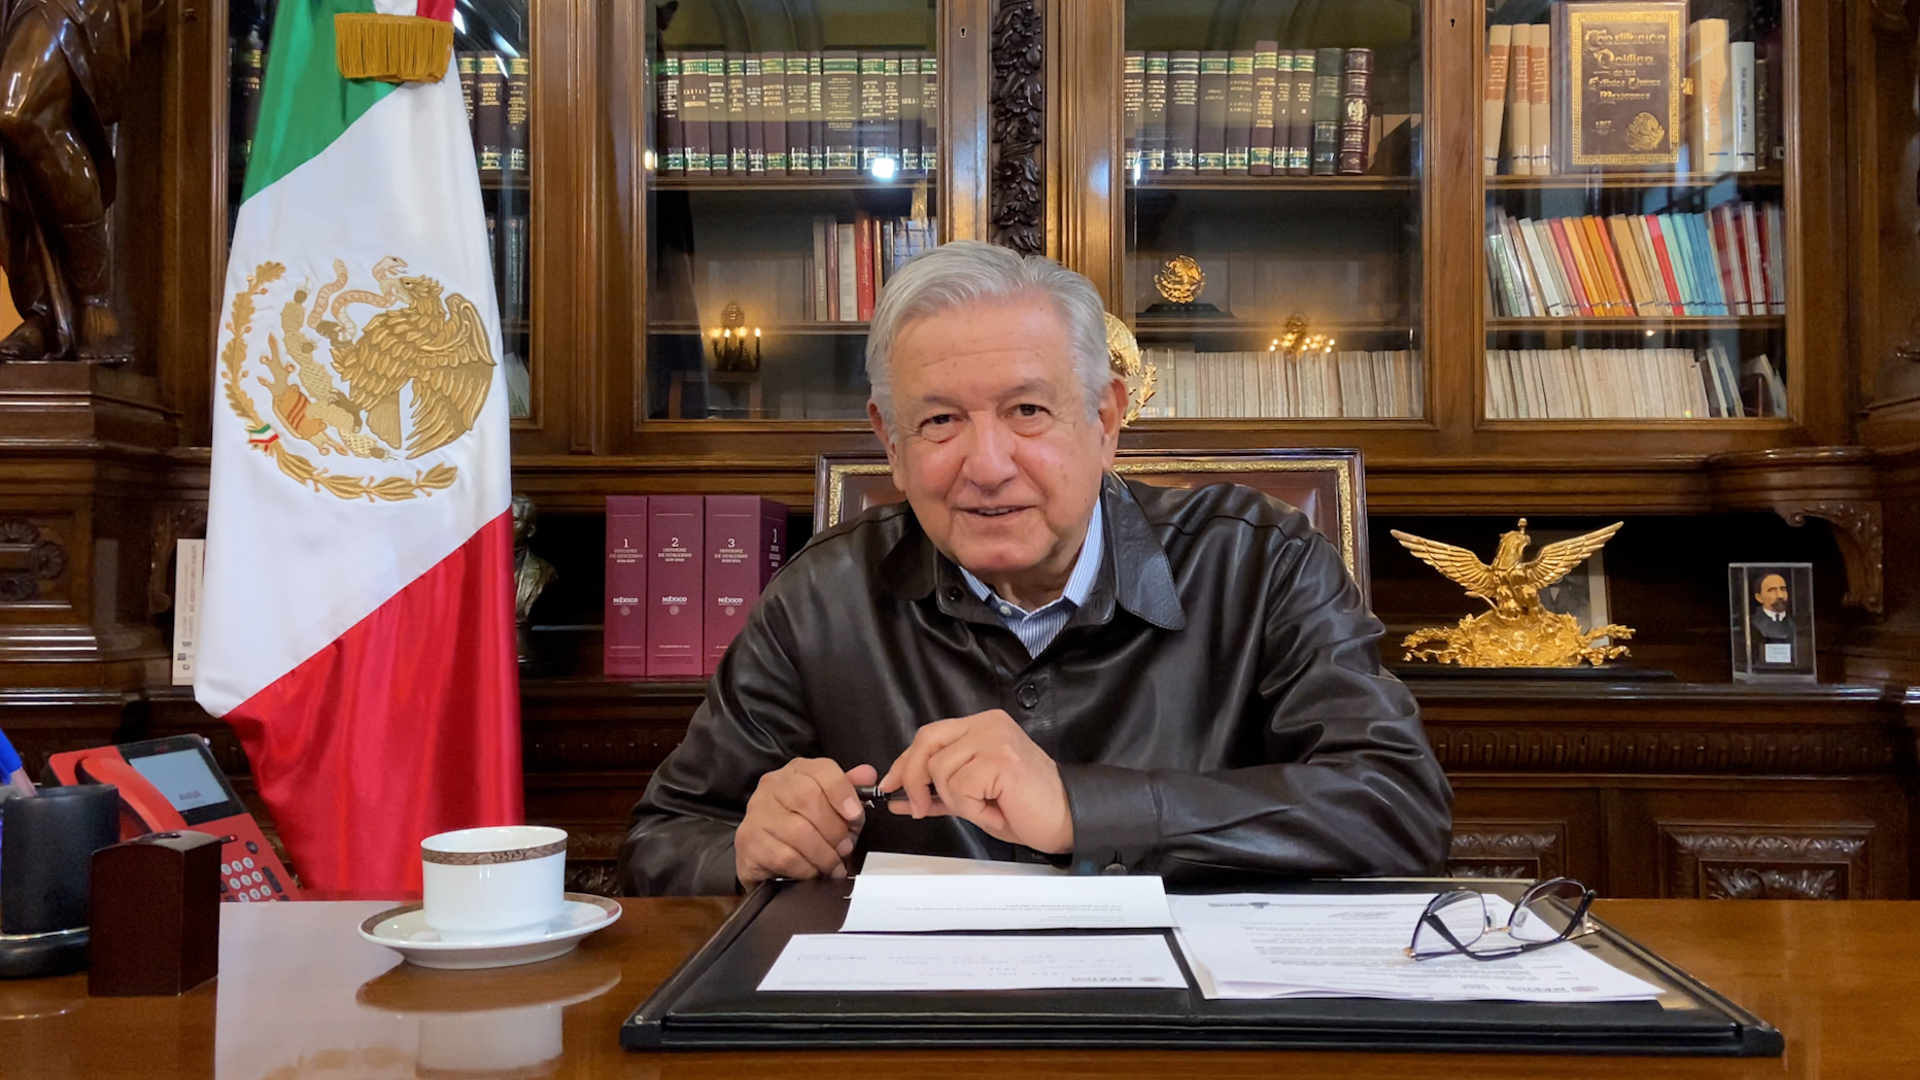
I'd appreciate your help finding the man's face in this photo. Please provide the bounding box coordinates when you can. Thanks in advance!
[870,292,1126,594]
[1755,574,1789,613]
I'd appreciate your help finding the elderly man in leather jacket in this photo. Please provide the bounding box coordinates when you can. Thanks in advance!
[620,242,1452,895]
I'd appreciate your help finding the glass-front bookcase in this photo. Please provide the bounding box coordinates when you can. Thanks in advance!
[225,0,536,419]
[643,0,941,422]
[1122,0,1425,421]
[1480,0,1788,423]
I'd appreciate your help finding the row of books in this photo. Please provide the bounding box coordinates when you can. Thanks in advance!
[1122,47,1383,179]
[657,50,938,177]
[457,52,531,178]
[1486,346,1787,419]
[1485,10,1778,176]
[605,496,787,679]
[1486,203,1784,319]
[804,216,938,322]
[1136,348,1424,419]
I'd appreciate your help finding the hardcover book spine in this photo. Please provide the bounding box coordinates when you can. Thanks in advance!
[1504,30,1530,176]
[855,213,876,319]
[1224,49,1255,174]
[858,52,887,170]
[1526,24,1551,175]
[762,53,788,172]
[506,56,530,176]
[1287,50,1314,174]
[921,55,939,174]
[787,53,811,174]
[703,497,788,674]
[726,52,749,174]
[1142,51,1169,175]
[710,51,734,175]
[646,496,703,678]
[899,53,922,173]
[1338,48,1372,175]
[1731,41,1755,171]
[1166,50,1200,174]
[658,52,684,174]
[1196,51,1229,174]
[475,52,506,178]
[233,19,268,172]
[683,52,711,175]
[883,51,903,169]
[823,50,859,175]
[1122,50,1145,175]
[171,539,205,686]
[836,222,857,320]
[1249,42,1278,176]
[604,496,649,679]
[812,216,831,320]
[743,53,766,175]
[1309,47,1342,176]
[503,213,527,325]
[457,51,477,150]
[809,53,827,172]
[1483,26,1510,177]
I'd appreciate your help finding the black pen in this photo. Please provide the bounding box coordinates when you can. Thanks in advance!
[854,784,941,807]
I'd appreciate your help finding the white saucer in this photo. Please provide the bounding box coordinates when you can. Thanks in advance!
[358,894,622,970]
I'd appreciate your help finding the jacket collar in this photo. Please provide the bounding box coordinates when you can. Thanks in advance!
[878,473,1186,632]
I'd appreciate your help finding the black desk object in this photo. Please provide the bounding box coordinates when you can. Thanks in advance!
[621,878,1783,1056]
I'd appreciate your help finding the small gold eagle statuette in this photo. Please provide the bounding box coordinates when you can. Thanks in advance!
[1391,518,1635,668]
[1103,312,1156,426]
[1153,255,1206,305]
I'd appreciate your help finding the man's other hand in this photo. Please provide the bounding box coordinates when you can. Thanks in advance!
[735,759,878,887]
[878,710,1074,854]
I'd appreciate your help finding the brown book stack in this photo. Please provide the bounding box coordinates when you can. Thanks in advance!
[506,56,530,178]
[1224,49,1255,174]
[475,52,506,178]
[1338,48,1372,175]
[658,52,684,174]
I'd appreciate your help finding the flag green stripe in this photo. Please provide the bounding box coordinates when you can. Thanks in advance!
[243,0,395,201]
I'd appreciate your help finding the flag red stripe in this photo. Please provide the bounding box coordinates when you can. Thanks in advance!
[222,511,522,894]
[417,0,456,21]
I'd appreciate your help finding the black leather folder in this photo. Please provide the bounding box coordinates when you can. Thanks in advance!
[621,877,1783,1055]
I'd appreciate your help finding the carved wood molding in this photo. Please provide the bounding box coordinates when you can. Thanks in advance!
[1447,825,1564,880]
[1776,501,1885,614]
[988,0,1044,255]
[1662,824,1872,900]
[0,518,68,604]
[1426,726,1898,775]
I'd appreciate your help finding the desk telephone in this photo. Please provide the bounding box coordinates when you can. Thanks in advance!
[47,735,298,902]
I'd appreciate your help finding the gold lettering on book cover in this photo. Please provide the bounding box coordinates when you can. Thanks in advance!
[1566,6,1684,166]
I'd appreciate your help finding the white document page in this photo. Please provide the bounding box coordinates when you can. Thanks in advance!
[860,851,1066,876]
[841,874,1173,933]
[758,933,1186,992]
[1169,893,1664,1003]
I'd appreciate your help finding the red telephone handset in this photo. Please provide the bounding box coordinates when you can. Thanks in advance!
[48,735,299,902]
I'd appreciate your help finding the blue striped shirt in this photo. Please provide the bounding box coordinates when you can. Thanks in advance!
[957,501,1104,657]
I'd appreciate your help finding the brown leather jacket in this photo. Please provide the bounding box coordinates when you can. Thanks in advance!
[620,474,1453,895]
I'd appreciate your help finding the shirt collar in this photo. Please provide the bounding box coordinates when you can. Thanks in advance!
[879,473,1186,632]
[956,500,1103,614]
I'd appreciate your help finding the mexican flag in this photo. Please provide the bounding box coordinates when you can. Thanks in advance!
[196,0,522,893]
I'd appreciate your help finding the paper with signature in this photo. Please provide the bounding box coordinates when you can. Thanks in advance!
[758,933,1186,992]
[841,873,1173,933]
[1169,893,1663,1002]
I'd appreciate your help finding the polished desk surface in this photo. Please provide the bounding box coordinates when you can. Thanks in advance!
[0,897,1914,1078]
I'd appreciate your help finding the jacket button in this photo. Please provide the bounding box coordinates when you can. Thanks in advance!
[1017,685,1040,709]
[944,586,963,601]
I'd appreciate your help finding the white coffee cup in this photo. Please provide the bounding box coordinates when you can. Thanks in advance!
[420,825,567,942]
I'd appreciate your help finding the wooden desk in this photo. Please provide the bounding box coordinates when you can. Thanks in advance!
[0,898,1912,1078]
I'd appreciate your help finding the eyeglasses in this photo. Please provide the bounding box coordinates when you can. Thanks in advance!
[1407,877,1599,961]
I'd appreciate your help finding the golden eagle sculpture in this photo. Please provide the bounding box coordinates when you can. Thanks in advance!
[324,274,495,459]
[1391,518,1634,667]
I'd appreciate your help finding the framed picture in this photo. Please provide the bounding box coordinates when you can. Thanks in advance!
[1534,529,1613,644]
[1729,563,1816,683]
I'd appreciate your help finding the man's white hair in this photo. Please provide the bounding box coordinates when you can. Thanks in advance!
[865,240,1113,433]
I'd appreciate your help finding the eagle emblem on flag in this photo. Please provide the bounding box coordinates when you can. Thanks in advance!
[219,257,496,501]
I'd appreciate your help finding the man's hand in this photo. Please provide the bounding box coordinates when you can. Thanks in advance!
[735,760,878,887]
[878,710,1074,854]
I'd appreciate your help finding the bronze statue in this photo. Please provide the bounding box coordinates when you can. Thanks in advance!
[511,493,557,670]
[0,0,165,360]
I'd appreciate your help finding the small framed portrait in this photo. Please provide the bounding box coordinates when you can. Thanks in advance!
[1534,529,1614,644]
[1729,563,1816,683]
